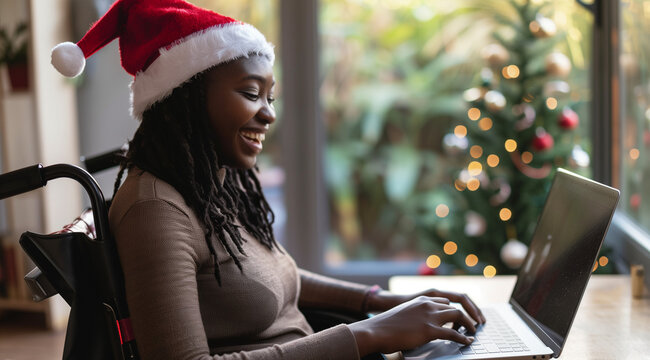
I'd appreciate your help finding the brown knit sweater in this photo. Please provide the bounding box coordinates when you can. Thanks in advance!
[109,170,371,360]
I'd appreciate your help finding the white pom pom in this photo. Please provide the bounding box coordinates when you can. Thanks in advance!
[51,42,86,77]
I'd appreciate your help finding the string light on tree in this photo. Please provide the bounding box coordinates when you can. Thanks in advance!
[487,154,500,167]
[465,254,479,267]
[443,241,458,255]
[479,117,493,131]
[483,265,497,278]
[505,139,518,152]
[499,208,512,221]
[435,204,450,218]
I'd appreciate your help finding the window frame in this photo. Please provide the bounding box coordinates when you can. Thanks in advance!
[594,0,650,287]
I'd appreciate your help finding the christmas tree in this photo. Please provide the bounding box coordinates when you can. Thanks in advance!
[433,0,601,275]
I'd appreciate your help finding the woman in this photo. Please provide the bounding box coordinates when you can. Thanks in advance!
[51,0,485,359]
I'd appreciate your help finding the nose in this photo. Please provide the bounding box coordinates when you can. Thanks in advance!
[257,101,276,125]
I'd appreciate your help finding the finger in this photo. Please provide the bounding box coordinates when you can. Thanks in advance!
[429,325,474,346]
[439,291,486,324]
[430,297,450,305]
[432,308,477,334]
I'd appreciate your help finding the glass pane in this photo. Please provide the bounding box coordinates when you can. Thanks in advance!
[620,0,650,233]
[190,0,287,242]
[321,0,594,274]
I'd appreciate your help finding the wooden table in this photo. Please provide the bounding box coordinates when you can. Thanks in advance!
[389,275,649,360]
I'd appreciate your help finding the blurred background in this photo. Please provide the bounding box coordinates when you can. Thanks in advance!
[0,0,649,343]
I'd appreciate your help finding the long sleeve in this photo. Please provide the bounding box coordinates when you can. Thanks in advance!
[109,172,361,360]
[298,269,373,313]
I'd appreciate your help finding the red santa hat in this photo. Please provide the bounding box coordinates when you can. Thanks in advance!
[51,0,274,119]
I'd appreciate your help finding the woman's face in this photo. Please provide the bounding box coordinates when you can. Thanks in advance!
[205,56,276,169]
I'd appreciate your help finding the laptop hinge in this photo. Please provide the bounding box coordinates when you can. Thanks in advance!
[509,299,562,358]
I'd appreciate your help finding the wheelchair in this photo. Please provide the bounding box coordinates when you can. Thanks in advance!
[0,148,386,360]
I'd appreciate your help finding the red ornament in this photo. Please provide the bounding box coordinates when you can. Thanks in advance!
[532,131,554,151]
[558,107,579,129]
[418,263,437,276]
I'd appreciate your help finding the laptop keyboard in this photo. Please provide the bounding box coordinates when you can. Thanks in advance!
[459,308,530,355]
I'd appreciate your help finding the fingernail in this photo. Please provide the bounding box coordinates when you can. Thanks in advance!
[466,337,475,344]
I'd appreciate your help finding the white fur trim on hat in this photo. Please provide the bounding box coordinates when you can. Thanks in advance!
[51,42,86,78]
[130,22,274,119]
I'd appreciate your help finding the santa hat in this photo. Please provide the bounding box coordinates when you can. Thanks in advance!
[51,0,274,118]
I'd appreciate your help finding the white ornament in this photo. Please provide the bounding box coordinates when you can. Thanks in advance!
[569,145,590,168]
[545,52,572,78]
[500,239,528,269]
[443,133,468,155]
[484,90,506,112]
[464,211,487,237]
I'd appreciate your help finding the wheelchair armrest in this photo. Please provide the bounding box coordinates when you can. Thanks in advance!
[24,267,58,302]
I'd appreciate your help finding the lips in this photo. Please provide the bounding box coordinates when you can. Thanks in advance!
[239,130,266,151]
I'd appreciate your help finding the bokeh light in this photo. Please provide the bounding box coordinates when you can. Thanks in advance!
[502,64,520,79]
[630,148,640,160]
[470,145,483,158]
[468,107,481,121]
[546,97,558,110]
[487,154,500,167]
[598,256,609,267]
[468,161,483,176]
[426,255,441,269]
[467,178,480,191]
[435,204,450,218]
[465,254,478,267]
[499,208,512,221]
[455,125,468,138]
[483,265,497,278]
[505,139,517,152]
[521,151,533,164]
[479,117,493,131]
[454,179,466,191]
[443,241,458,255]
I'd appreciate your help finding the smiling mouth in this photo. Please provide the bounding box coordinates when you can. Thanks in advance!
[240,130,266,150]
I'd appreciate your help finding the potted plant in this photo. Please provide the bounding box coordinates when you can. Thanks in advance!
[0,22,29,91]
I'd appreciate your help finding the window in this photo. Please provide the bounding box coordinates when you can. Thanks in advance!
[316,0,595,280]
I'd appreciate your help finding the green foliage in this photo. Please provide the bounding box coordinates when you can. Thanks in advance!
[0,22,28,65]
[321,1,483,260]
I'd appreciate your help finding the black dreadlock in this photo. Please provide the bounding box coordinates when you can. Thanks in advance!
[112,69,277,285]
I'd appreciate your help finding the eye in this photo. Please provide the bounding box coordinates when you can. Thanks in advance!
[241,91,260,101]
[267,96,276,104]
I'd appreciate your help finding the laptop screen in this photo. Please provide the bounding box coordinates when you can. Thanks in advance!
[510,169,619,349]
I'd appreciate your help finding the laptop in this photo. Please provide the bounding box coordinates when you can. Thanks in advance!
[403,168,620,360]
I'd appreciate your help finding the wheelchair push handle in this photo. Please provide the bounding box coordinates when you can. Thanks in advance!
[0,163,111,242]
[0,164,47,200]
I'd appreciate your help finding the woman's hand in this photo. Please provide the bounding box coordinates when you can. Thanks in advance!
[366,288,486,325]
[349,296,477,356]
